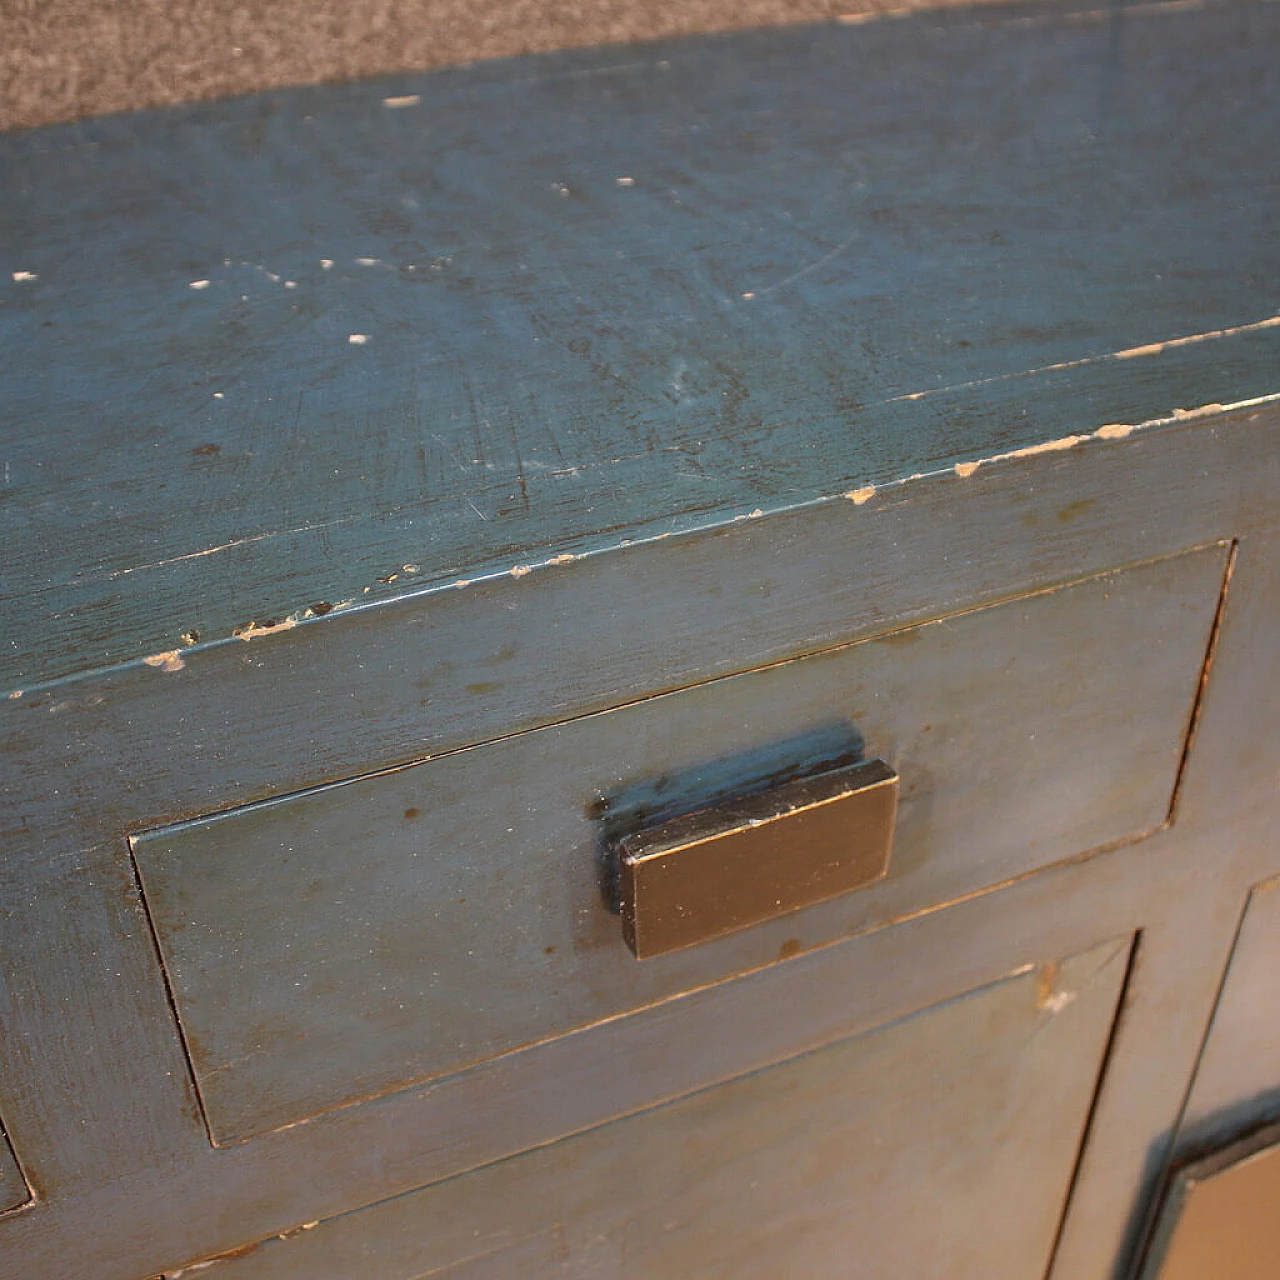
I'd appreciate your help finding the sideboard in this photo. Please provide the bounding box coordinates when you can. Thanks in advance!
[2,2,1278,1276]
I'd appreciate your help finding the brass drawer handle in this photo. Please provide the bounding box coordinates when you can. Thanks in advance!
[619,758,898,959]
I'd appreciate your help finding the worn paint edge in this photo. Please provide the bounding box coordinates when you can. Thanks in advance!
[5,395,1275,702]
[129,536,1230,852]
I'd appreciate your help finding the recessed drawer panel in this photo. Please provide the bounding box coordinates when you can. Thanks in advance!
[132,544,1226,1144]
[167,937,1133,1280]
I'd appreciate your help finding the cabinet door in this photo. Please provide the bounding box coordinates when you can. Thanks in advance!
[177,936,1131,1280]
[1141,1124,1280,1280]
[1169,877,1280,1159]
[1141,878,1280,1279]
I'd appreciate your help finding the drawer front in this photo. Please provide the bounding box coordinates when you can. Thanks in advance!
[132,545,1226,1144]
[174,937,1132,1280]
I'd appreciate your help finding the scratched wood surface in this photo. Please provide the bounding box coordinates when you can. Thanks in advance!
[1,0,1278,693]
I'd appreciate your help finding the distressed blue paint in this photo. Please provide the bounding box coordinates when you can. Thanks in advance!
[1,0,1278,691]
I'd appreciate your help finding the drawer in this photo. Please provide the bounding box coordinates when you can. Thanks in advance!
[131,543,1226,1145]
[164,936,1133,1280]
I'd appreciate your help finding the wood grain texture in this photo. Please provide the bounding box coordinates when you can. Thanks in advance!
[1,0,1277,693]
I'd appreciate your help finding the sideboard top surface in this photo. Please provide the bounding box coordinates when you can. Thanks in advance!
[1,0,1277,692]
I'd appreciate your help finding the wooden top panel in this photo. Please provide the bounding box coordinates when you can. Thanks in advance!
[1,0,1277,691]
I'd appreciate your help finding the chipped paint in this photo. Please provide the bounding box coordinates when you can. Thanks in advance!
[847,485,877,504]
[1113,314,1280,359]
[188,279,211,290]
[277,1220,320,1239]
[11,271,37,282]
[143,650,186,673]
[837,7,913,23]
[1113,342,1164,360]
[348,334,370,345]
[232,618,299,641]
[509,564,532,577]
[320,259,334,270]
[953,432,1093,479]
[1036,961,1061,1009]
[8,690,22,700]
[383,94,422,109]
[941,393,1277,483]
[887,312,1280,406]
[547,553,577,565]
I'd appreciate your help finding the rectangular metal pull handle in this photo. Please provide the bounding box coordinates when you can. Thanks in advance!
[618,758,898,959]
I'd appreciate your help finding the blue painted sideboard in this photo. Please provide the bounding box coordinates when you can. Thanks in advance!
[1,2,1278,1276]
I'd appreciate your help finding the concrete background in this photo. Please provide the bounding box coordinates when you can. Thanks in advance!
[2,0,1024,132]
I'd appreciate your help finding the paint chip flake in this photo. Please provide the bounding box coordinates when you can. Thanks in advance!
[232,618,299,642]
[383,94,422,109]
[847,485,877,505]
[189,279,211,290]
[12,271,37,282]
[143,651,186,673]
[348,334,371,345]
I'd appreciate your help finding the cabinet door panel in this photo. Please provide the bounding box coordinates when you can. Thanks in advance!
[1176,876,1280,1155]
[186,936,1130,1280]
[1141,878,1280,1279]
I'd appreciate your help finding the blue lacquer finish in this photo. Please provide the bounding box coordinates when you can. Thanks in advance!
[2,0,1277,691]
